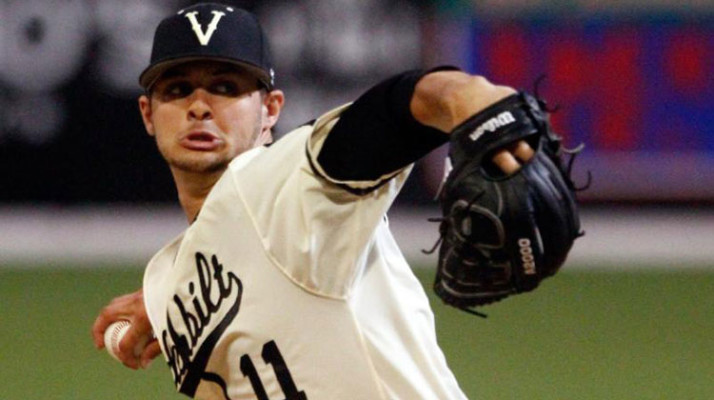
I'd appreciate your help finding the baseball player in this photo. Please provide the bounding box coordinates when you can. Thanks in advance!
[91,3,541,399]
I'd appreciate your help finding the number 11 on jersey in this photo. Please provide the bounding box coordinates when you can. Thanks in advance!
[240,340,308,400]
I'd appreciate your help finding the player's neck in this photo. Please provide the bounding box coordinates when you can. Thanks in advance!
[171,169,224,223]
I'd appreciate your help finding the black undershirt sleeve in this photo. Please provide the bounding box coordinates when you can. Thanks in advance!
[316,68,457,182]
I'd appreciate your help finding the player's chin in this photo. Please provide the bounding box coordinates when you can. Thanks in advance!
[169,153,231,174]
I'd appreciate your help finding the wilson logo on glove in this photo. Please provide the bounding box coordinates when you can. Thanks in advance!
[468,111,516,142]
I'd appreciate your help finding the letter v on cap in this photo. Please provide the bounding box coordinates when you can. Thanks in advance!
[184,11,226,46]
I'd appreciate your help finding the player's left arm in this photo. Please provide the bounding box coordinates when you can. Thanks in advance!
[411,70,534,172]
[410,70,515,133]
[316,68,528,185]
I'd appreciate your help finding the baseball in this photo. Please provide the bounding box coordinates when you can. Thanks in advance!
[104,320,148,362]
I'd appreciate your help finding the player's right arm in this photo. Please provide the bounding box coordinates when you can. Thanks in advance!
[91,288,161,370]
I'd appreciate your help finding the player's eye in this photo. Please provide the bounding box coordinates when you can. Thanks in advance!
[161,82,193,99]
[209,81,240,96]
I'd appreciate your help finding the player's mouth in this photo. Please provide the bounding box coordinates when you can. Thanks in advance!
[180,132,223,151]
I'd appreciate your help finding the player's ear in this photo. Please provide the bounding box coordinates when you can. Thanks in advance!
[138,95,156,136]
[261,89,284,132]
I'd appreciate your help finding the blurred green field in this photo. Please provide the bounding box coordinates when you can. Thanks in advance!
[1,265,713,400]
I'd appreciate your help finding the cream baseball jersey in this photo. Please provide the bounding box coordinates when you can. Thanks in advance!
[143,105,468,400]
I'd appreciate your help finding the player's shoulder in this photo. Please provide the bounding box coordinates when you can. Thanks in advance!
[227,143,268,171]
[226,126,310,174]
[228,103,352,173]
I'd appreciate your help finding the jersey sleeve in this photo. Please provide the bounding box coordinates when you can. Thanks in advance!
[314,68,457,190]
[306,104,412,194]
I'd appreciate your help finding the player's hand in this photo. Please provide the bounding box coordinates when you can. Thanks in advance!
[492,140,535,175]
[91,288,161,369]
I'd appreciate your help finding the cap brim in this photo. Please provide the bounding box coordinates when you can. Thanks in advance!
[139,56,273,90]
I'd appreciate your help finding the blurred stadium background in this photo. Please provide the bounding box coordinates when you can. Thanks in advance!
[1,0,712,399]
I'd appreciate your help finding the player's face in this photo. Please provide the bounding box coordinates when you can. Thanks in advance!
[139,61,282,174]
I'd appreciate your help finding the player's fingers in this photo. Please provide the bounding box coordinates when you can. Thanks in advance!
[92,307,125,348]
[140,339,162,369]
[92,308,129,348]
[119,352,141,370]
[92,289,144,348]
[491,149,520,175]
[117,332,141,370]
[511,140,535,163]
[130,302,152,334]
[120,321,155,368]
[121,325,141,347]
[91,314,109,348]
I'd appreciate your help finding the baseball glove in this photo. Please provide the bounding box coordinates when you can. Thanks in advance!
[430,91,585,317]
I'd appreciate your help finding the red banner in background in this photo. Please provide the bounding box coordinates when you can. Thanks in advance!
[462,17,714,202]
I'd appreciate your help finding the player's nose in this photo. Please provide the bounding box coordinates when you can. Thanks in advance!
[187,89,213,121]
